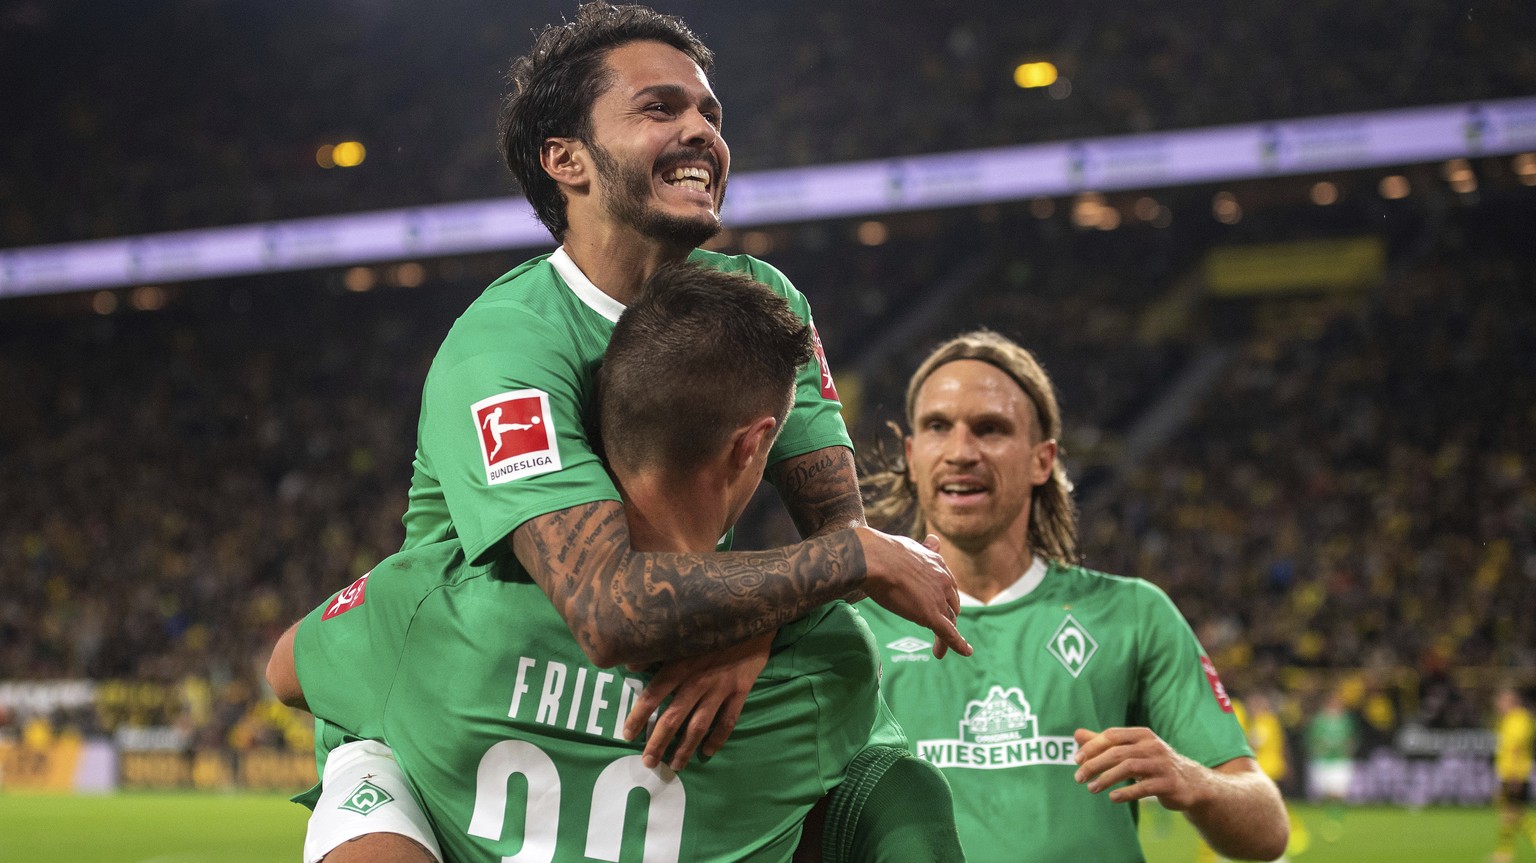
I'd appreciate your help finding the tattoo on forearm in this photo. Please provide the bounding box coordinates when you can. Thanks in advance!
[770,447,866,539]
[512,501,866,664]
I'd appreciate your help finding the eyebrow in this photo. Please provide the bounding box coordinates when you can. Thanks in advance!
[914,407,1017,429]
[633,83,721,114]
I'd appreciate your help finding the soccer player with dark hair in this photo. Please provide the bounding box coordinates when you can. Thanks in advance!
[860,330,1288,862]
[273,263,962,862]
[272,1,975,857]
[405,0,964,711]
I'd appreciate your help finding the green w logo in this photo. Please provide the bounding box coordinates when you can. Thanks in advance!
[339,779,394,815]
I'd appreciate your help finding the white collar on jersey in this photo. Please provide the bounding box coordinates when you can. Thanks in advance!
[549,246,626,323]
[958,555,1047,607]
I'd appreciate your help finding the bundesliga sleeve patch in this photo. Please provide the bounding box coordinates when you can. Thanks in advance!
[811,325,839,401]
[322,572,370,620]
[472,389,562,485]
[1201,655,1234,713]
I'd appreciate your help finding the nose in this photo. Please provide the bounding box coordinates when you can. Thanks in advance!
[680,108,719,150]
[942,428,980,464]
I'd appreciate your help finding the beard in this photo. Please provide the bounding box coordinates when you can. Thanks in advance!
[588,140,725,248]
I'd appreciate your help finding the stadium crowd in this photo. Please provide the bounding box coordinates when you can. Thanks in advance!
[4,0,1535,804]
[5,0,1534,245]
[3,184,1533,771]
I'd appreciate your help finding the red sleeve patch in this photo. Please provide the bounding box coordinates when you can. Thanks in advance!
[1201,655,1234,713]
[322,572,371,620]
[471,389,562,485]
[811,326,839,401]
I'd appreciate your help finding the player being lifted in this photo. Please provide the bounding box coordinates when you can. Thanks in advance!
[270,263,963,862]
[270,1,975,858]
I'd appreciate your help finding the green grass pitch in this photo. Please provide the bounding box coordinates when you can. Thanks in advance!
[0,793,1529,862]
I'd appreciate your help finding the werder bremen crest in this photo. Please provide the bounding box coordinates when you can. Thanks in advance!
[1047,613,1099,677]
[339,779,394,815]
[914,686,1078,770]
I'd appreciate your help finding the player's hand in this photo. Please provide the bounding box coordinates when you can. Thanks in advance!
[856,529,971,658]
[621,633,775,770]
[1072,726,1209,809]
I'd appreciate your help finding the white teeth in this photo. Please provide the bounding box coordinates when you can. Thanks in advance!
[940,483,984,494]
[663,166,711,190]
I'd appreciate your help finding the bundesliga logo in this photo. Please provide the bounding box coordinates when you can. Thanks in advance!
[472,389,562,485]
[1201,655,1235,713]
[811,326,839,401]
[322,572,370,620]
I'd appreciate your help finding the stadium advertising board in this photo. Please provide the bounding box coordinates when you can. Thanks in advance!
[3,97,1534,297]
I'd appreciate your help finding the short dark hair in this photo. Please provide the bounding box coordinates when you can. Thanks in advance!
[498,2,714,242]
[600,262,812,473]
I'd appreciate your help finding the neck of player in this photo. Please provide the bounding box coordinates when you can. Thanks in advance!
[938,527,1035,605]
[619,468,734,554]
[564,223,694,307]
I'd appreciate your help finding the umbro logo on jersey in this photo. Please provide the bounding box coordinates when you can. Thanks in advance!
[322,572,370,620]
[338,779,394,815]
[1046,613,1099,678]
[472,389,562,485]
[886,636,932,662]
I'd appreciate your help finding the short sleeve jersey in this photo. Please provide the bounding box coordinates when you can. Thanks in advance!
[296,541,884,863]
[402,248,850,565]
[857,562,1251,863]
[1305,711,1357,763]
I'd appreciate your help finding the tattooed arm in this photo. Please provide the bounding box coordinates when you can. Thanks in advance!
[767,446,870,603]
[511,496,969,669]
[766,446,866,539]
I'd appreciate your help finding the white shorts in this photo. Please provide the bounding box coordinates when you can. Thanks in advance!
[1309,759,1354,800]
[304,739,443,863]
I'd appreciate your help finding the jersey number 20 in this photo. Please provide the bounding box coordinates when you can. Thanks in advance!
[468,740,686,862]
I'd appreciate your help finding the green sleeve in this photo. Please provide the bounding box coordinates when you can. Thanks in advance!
[737,255,854,465]
[417,308,620,565]
[1132,581,1252,768]
[293,542,461,743]
[822,746,966,863]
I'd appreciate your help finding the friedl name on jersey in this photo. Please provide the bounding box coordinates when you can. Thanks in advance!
[506,655,645,742]
[489,455,555,481]
[916,735,1079,770]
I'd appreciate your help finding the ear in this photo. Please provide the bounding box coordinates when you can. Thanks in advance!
[730,416,779,473]
[1031,438,1058,487]
[902,434,915,483]
[540,137,589,192]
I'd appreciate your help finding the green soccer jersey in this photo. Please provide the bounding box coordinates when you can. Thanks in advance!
[296,540,886,863]
[1305,711,1357,762]
[857,561,1251,863]
[401,247,851,565]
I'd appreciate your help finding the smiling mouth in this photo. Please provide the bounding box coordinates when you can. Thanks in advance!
[938,482,988,499]
[661,165,712,194]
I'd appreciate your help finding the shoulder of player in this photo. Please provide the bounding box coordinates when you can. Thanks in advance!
[428,260,586,374]
[847,600,904,634]
[687,249,800,295]
[1045,559,1142,592]
[1046,562,1182,615]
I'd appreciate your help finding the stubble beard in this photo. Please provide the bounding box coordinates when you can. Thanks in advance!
[589,140,724,249]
